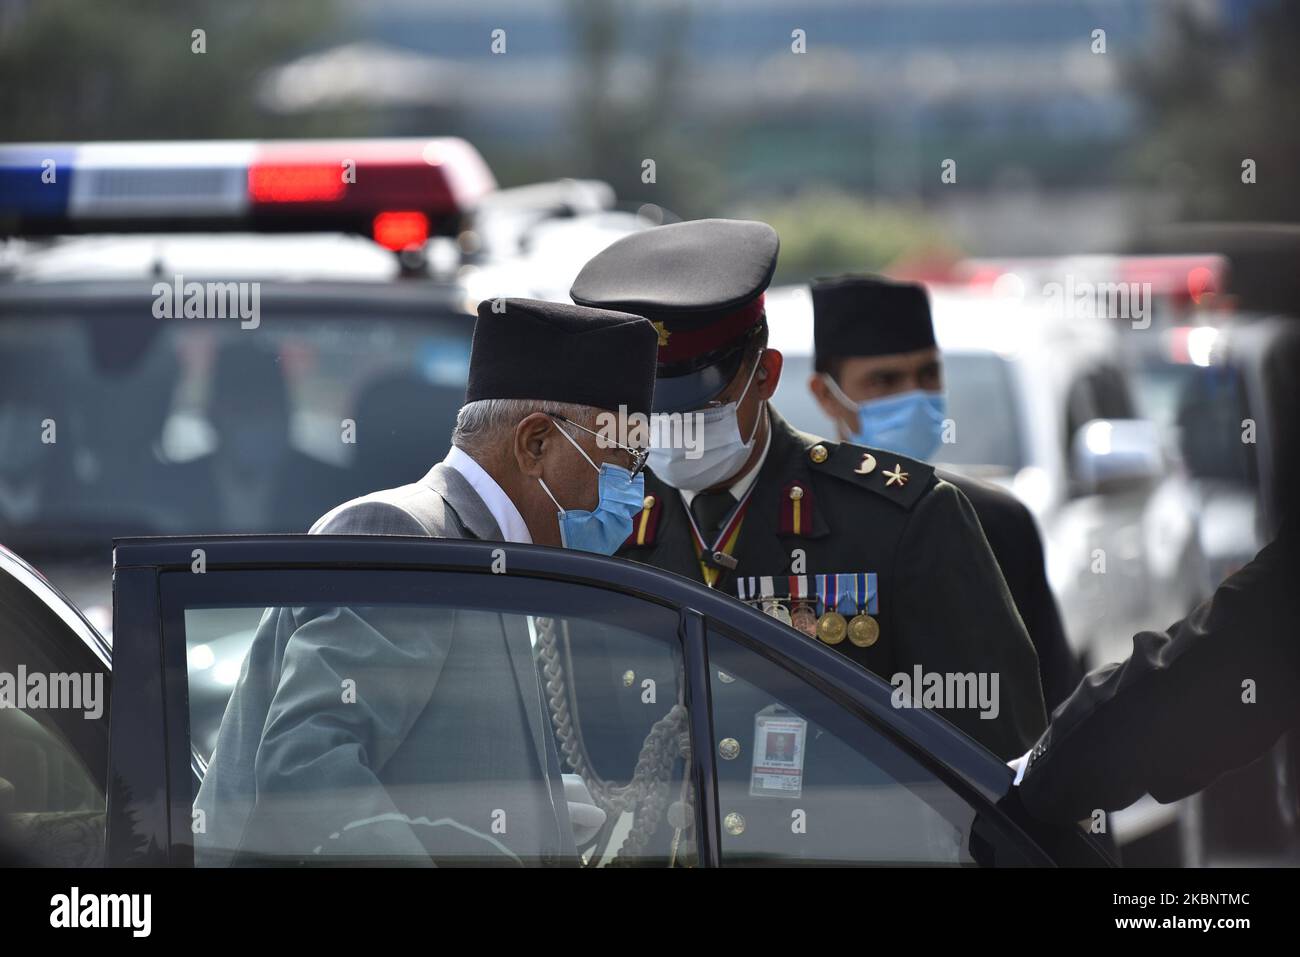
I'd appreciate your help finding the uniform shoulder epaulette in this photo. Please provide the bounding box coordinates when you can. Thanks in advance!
[622,476,667,548]
[805,439,934,510]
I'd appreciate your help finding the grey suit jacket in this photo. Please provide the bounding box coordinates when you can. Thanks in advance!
[194,463,576,866]
[307,462,501,539]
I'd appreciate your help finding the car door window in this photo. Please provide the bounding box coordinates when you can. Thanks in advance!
[1088,364,1136,420]
[1175,364,1255,483]
[1066,363,1138,461]
[0,555,107,866]
[172,569,695,868]
[706,625,1033,866]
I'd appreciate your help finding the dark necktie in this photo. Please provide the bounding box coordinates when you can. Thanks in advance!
[690,489,736,539]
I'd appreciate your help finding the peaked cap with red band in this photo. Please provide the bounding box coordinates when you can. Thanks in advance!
[570,218,779,413]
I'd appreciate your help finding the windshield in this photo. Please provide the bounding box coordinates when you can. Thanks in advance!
[770,349,1025,472]
[0,297,472,554]
[1131,359,1255,485]
[931,352,1024,472]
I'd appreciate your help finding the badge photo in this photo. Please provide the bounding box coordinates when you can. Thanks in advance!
[749,705,808,799]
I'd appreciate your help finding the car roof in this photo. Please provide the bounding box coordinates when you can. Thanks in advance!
[0,232,450,284]
[0,273,476,316]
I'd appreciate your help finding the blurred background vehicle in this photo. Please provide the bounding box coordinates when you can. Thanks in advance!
[1126,313,1300,866]
[1115,228,1300,867]
[0,138,503,632]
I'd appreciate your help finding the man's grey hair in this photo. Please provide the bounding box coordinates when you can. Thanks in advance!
[451,398,600,457]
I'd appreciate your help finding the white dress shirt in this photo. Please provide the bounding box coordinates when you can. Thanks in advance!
[442,445,533,544]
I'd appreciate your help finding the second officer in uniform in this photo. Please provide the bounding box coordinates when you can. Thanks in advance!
[571,218,1047,760]
[807,274,1081,712]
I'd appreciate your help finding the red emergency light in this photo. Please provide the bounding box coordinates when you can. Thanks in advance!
[248,163,348,204]
[371,211,430,251]
[1116,255,1228,303]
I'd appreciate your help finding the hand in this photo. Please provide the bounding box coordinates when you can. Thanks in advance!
[562,773,608,846]
[1006,750,1030,786]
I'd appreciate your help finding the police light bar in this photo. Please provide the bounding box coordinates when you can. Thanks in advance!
[0,138,496,247]
[957,254,1228,305]
[1114,255,1228,304]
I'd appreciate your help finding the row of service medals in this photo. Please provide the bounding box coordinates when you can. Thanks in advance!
[736,573,879,648]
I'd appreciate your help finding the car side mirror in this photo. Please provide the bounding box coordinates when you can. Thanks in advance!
[1070,418,1164,494]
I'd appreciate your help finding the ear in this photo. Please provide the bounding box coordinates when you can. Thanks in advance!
[513,412,555,478]
[808,373,842,420]
[809,373,856,434]
[756,348,783,399]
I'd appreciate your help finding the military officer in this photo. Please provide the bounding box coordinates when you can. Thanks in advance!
[807,275,1081,712]
[571,218,1047,761]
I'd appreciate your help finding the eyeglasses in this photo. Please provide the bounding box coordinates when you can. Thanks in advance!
[547,413,649,478]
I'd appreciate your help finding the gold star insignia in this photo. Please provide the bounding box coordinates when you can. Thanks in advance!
[883,463,909,487]
[651,320,671,346]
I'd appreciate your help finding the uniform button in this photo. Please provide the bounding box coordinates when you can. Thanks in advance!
[723,812,746,836]
[809,444,828,464]
[788,485,804,501]
[718,737,741,760]
[642,494,656,509]
[622,670,636,687]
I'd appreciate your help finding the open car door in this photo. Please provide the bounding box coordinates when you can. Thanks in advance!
[93,534,1110,867]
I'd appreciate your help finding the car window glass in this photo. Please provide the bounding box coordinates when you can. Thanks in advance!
[1064,372,1099,457]
[180,571,695,868]
[932,352,1024,471]
[707,625,1031,866]
[0,309,471,554]
[1173,364,1255,483]
[1089,364,1136,419]
[0,565,106,866]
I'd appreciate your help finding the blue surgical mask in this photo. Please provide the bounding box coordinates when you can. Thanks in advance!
[824,376,947,460]
[538,422,646,555]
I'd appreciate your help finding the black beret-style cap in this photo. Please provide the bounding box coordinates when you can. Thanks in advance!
[466,298,659,416]
[570,219,780,412]
[811,275,936,372]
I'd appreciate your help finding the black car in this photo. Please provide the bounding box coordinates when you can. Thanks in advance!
[0,534,1110,868]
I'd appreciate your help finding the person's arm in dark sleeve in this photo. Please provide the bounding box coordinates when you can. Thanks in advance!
[1019,521,1300,823]
[895,480,1048,761]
